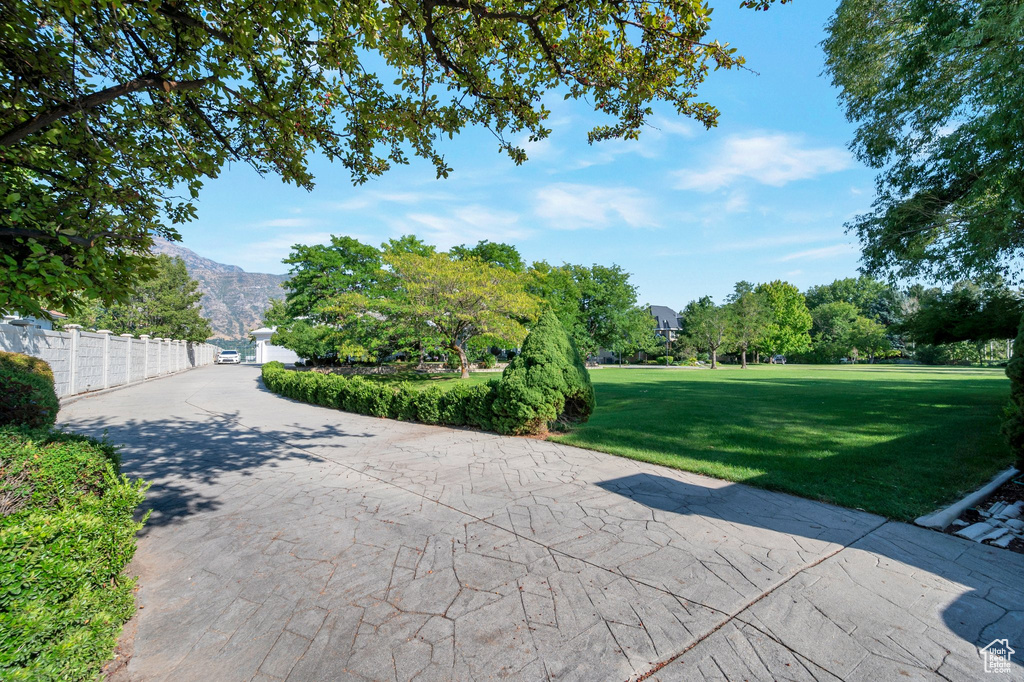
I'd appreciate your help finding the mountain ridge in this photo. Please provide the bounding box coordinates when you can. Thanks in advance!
[151,238,286,340]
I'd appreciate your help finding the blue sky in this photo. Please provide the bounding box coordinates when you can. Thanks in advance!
[177,1,877,310]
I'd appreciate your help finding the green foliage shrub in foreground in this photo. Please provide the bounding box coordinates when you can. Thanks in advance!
[1003,317,1024,470]
[0,352,59,429]
[491,311,595,435]
[0,427,148,681]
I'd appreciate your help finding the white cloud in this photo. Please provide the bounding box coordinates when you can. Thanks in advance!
[778,243,858,262]
[533,183,656,229]
[238,231,377,266]
[673,133,853,192]
[648,116,696,138]
[655,230,842,258]
[254,217,316,229]
[323,189,459,212]
[723,191,749,214]
[518,134,556,161]
[398,205,532,250]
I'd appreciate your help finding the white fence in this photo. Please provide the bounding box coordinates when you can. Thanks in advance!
[0,323,219,398]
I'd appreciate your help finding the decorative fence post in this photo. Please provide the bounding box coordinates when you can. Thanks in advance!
[97,329,112,389]
[141,335,150,378]
[64,324,81,395]
[121,334,133,384]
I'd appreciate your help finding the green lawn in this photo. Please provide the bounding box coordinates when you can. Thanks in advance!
[363,365,1013,520]
[553,365,1012,520]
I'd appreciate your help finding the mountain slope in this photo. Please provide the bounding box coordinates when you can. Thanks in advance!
[151,238,287,340]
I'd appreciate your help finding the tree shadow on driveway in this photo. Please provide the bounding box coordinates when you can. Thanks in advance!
[61,410,375,535]
[596,472,1024,673]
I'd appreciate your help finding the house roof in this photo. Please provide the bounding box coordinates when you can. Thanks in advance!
[649,305,680,330]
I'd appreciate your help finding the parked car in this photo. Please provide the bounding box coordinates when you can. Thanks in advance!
[771,355,787,365]
[216,350,241,364]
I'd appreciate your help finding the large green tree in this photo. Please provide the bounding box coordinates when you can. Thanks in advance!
[681,296,729,369]
[63,255,211,342]
[527,261,649,358]
[754,280,812,361]
[2,0,773,319]
[726,284,769,368]
[824,0,1024,282]
[385,251,539,377]
[900,282,1023,347]
[451,241,525,272]
[804,276,902,326]
[280,236,382,321]
[606,307,661,364]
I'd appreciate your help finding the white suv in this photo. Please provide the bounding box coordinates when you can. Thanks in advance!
[216,350,241,364]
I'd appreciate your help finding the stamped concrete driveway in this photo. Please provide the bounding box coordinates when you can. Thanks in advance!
[59,366,1023,681]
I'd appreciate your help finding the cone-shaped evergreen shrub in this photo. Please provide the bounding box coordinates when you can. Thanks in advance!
[491,310,595,435]
[1002,316,1024,470]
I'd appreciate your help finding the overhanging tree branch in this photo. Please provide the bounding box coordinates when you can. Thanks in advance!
[0,75,215,146]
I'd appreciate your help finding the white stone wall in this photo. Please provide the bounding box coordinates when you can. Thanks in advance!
[0,324,219,398]
[108,335,129,387]
[77,332,106,393]
[130,339,147,383]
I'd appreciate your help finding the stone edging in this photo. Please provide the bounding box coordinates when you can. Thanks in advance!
[914,466,1020,530]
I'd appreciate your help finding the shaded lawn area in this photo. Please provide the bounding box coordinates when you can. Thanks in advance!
[550,365,1012,521]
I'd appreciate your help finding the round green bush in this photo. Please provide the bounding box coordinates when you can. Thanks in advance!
[0,352,59,429]
[491,310,595,435]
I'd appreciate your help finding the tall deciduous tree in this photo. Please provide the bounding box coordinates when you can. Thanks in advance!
[823,0,1024,282]
[281,236,381,321]
[63,255,211,342]
[726,285,769,368]
[385,252,539,378]
[681,296,729,369]
[847,316,890,363]
[606,308,661,364]
[900,282,1023,347]
[755,281,812,361]
[527,261,649,359]
[809,301,860,362]
[451,241,525,272]
[804,276,902,326]
[2,0,772,318]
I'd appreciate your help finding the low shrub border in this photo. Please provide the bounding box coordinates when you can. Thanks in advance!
[261,311,596,436]
[262,361,503,431]
[0,427,149,681]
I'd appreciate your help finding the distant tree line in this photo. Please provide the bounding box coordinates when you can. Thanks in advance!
[673,276,1023,368]
[268,234,1024,372]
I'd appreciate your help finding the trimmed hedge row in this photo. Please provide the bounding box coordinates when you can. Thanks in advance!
[262,311,596,436]
[0,427,149,681]
[0,351,59,429]
[262,362,502,431]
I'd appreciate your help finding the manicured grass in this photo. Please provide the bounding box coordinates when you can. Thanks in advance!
[549,365,1012,521]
